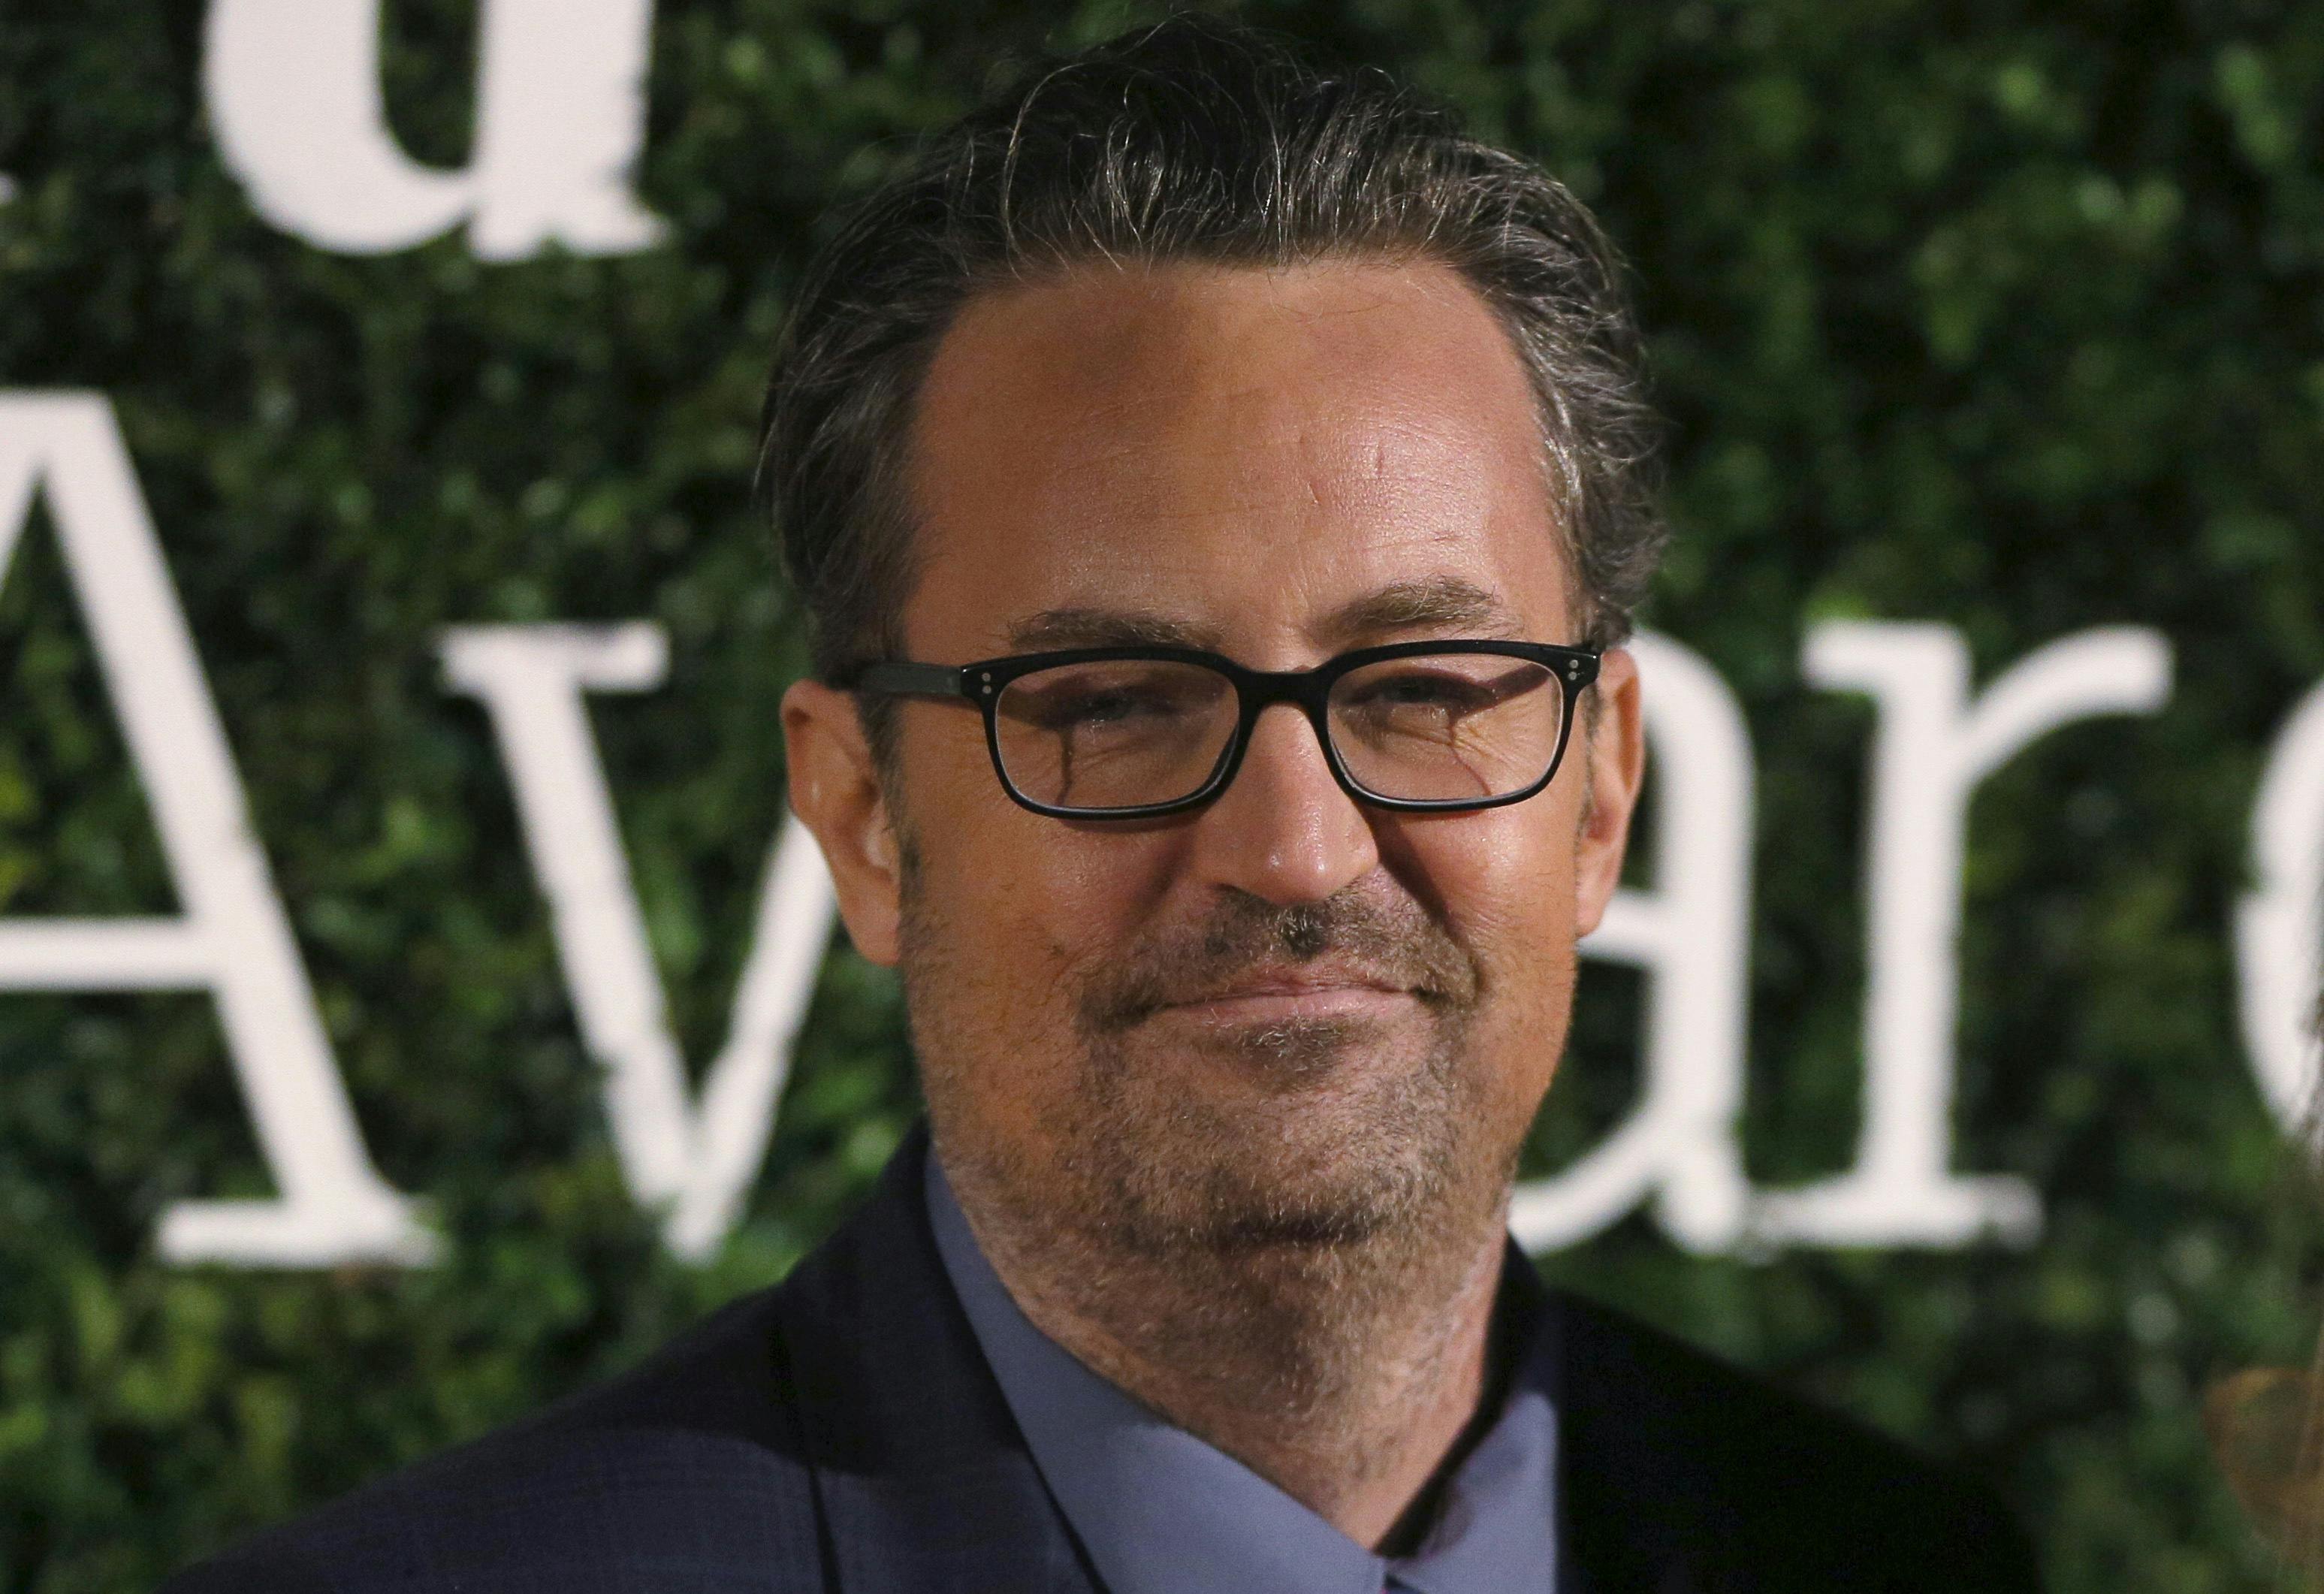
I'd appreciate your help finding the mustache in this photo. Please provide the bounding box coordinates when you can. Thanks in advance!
[1076,886,1480,1035]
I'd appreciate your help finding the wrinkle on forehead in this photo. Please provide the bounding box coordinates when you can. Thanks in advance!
[904,257,1571,657]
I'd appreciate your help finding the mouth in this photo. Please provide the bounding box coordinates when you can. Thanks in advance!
[1151,966,1418,1026]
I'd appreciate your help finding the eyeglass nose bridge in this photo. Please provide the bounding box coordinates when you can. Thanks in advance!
[1197,666,1360,812]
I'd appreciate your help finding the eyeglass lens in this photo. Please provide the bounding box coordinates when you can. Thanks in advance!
[990,654,1567,812]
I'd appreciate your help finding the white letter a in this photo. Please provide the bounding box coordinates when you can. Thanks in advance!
[0,394,431,1266]
[204,0,666,259]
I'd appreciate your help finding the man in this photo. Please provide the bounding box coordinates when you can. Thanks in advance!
[171,18,2039,1592]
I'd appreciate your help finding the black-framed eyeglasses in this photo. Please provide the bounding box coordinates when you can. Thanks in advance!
[851,640,1602,820]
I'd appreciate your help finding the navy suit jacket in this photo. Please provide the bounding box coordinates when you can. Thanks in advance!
[165,1125,2041,1592]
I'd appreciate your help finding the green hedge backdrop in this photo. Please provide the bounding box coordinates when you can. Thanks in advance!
[5,1,2324,1588]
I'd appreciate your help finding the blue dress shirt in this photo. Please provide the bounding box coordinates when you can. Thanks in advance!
[925,1156,1560,1594]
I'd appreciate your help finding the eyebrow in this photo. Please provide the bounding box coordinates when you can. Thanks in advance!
[1310,577,1525,648]
[1005,608,1227,652]
[1003,577,1526,657]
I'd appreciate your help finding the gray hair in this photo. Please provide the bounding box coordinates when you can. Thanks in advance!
[760,15,1665,705]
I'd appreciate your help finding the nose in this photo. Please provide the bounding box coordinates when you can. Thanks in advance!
[1185,702,1380,905]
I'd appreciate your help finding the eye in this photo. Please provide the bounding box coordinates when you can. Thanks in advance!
[1344,667,1499,717]
[1001,664,1221,735]
[1048,686,1179,727]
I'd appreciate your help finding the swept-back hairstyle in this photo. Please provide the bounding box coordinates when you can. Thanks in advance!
[760,15,1663,724]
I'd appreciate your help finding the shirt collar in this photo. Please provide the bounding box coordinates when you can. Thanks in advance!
[924,1153,1559,1594]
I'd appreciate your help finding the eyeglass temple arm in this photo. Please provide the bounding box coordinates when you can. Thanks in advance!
[853,661,974,700]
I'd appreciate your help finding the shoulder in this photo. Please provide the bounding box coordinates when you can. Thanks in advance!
[161,1286,827,1594]
[1544,1286,2042,1590]
[161,1127,988,1594]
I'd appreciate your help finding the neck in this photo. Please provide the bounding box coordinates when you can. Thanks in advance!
[952,1166,1513,1551]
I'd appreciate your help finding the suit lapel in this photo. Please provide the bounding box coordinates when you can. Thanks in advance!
[771,1125,1100,1594]
[774,1134,1730,1594]
[1536,1271,1725,1594]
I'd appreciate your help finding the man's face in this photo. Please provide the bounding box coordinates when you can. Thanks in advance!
[786,259,1642,1260]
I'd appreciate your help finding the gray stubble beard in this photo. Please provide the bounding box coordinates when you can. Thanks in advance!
[907,878,1547,1442]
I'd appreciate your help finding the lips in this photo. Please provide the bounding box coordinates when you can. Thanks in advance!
[1155,963,1414,1013]
[1071,892,1480,1038]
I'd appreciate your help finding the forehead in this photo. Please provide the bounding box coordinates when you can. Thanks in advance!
[904,258,1569,657]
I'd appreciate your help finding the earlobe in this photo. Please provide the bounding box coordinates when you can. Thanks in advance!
[782,679,905,966]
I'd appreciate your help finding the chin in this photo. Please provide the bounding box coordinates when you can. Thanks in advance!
[1062,1023,1484,1257]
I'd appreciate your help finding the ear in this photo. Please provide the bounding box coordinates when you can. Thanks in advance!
[783,678,904,966]
[1571,646,1645,939]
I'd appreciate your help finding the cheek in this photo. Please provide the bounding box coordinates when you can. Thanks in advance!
[925,805,1173,949]
[1390,805,1581,1106]
[909,826,1185,1156]
[1390,799,1580,982]
[907,735,1179,1028]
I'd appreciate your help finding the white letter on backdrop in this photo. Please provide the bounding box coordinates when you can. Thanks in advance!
[2237,679,2324,1130]
[204,0,666,259]
[0,394,431,1266]
[1752,623,2174,1247]
[441,625,836,1259]
[1511,632,1755,1253]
